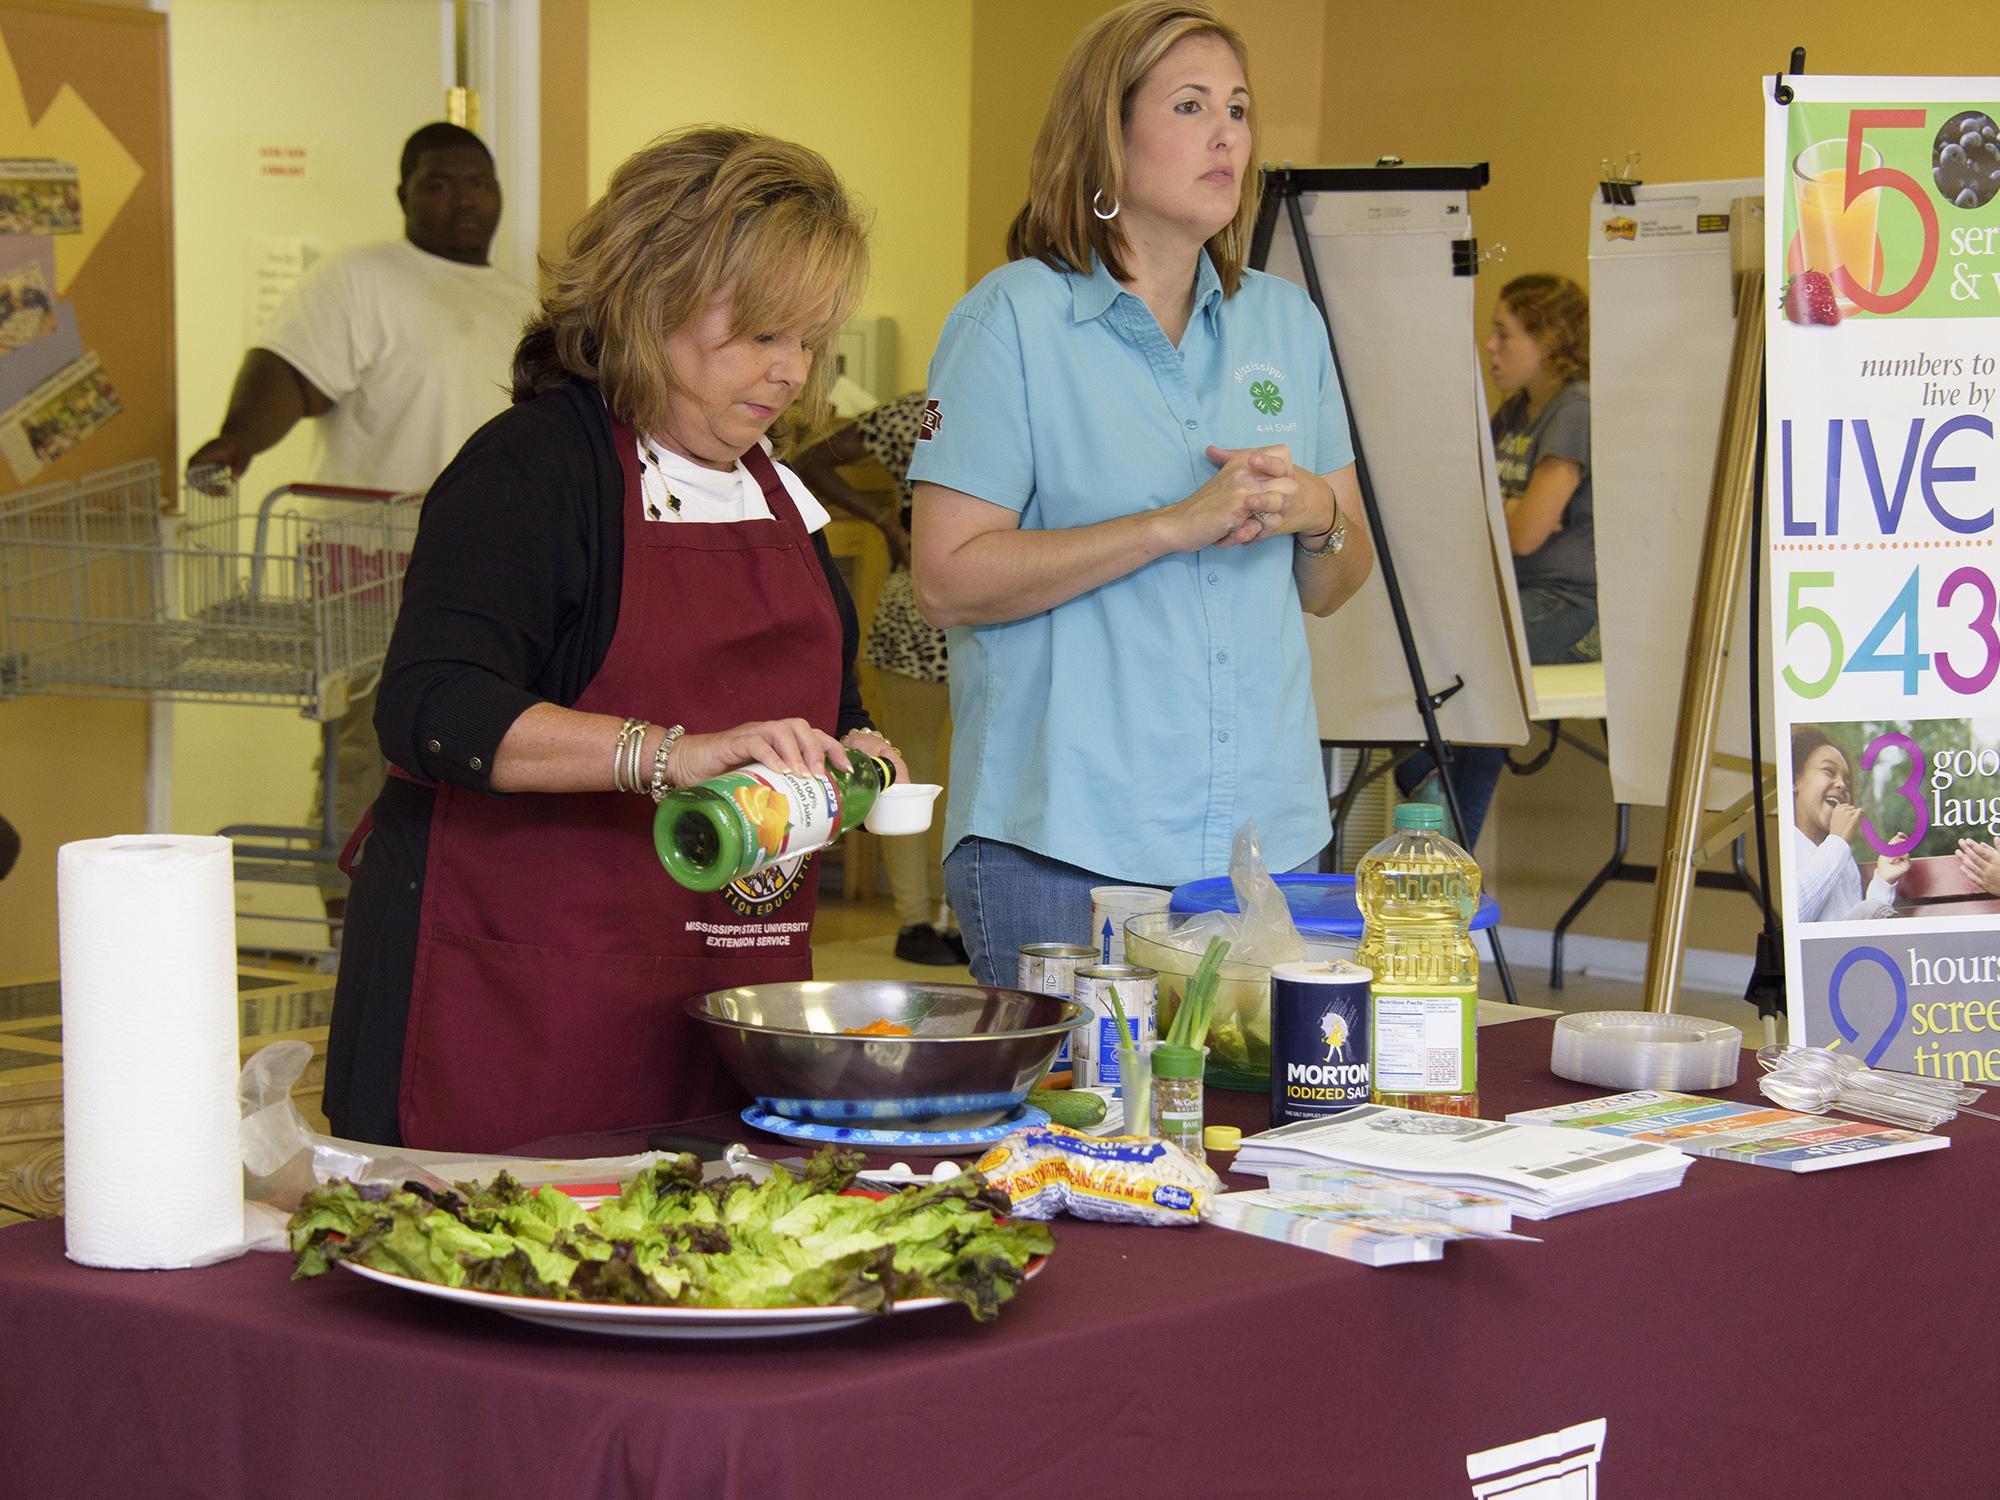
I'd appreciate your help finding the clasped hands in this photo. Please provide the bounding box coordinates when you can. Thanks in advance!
[1174,443,1336,552]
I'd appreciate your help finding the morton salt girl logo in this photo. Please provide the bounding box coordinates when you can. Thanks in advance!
[1321,1006,1351,1062]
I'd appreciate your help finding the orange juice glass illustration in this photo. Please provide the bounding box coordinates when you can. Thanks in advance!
[1793,137,1882,304]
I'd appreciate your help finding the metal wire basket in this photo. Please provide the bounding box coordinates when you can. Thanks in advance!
[0,460,419,720]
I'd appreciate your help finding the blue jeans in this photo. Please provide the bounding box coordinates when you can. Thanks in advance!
[1519,585,1600,665]
[944,838,1122,987]
[1394,745,1506,848]
[944,837,1325,987]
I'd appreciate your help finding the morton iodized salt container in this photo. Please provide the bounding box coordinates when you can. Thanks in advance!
[1270,959,1373,1129]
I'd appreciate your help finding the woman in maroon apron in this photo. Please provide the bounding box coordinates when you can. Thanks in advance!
[323,127,898,1151]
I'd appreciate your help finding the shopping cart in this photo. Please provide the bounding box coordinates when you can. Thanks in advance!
[0,460,419,954]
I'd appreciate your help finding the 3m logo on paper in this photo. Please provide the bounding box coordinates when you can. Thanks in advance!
[1466,1418,1607,1499]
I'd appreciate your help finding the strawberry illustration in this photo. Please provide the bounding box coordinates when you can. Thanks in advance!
[1782,271,1840,326]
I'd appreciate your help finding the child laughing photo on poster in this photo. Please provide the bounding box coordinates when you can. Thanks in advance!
[1791,725,1909,923]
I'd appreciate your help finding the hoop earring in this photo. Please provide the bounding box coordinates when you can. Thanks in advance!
[1091,189,1120,221]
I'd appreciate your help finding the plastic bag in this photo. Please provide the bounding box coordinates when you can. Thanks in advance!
[1222,817,1307,968]
[973,1124,1220,1226]
[237,1041,669,1252]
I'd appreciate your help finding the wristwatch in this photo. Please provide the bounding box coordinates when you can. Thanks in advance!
[1295,511,1348,558]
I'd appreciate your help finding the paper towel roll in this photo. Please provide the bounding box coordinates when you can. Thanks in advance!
[59,835,245,1269]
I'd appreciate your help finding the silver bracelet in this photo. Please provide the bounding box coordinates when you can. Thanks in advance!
[613,717,650,793]
[627,720,654,794]
[648,724,686,802]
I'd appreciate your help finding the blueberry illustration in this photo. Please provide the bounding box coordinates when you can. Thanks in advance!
[1943,142,1968,166]
[1958,187,1980,209]
[1963,130,1985,154]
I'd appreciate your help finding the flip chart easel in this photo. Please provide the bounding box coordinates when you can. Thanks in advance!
[1563,175,1780,1003]
[1251,163,1524,1005]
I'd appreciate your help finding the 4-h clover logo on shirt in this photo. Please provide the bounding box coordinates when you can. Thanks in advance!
[1249,379,1284,415]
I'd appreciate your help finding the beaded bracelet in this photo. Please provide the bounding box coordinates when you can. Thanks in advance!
[648,724,687,802]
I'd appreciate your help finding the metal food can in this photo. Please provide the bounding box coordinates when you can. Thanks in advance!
[1019,942,1094,1073]
[1270,959,1373,1128]
[1087,885,1171,967]
[1071,963,1157,1088]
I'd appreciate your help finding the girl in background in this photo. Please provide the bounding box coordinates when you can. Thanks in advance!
[1399,274,1597,846]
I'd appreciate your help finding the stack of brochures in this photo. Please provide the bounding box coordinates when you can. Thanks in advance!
[1233,1104,1690,1219]
[1505,1090,1951,1172]
[1211,1166,1534,1268]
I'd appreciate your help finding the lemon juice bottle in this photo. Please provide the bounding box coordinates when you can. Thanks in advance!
[1354,802,1480,1117]
[654,750,894,891]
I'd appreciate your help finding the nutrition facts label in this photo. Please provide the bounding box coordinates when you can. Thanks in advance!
[1373,993,1467,1093]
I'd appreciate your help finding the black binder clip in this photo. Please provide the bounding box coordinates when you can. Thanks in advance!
[1774,46,1805,106]
[1598,152,1641,206]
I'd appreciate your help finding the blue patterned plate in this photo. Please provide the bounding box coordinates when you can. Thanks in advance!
[740,1103,1050,1156]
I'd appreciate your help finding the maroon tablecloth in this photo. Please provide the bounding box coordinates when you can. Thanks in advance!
[2,1018,1991,1499]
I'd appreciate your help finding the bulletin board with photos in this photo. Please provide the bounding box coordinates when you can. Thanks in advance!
[0,1,172,494]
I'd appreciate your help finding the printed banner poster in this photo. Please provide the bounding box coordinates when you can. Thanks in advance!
[1767,77,2000,1082]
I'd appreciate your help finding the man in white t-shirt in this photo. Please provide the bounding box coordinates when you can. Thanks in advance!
[188,123,540,901]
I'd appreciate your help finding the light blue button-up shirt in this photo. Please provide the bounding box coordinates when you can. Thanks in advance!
[909,251,1354,885]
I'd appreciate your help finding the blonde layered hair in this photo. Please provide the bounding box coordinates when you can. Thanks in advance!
[1007,1,1260,296]
[1499,273,1590,384]
[513,126,869,441]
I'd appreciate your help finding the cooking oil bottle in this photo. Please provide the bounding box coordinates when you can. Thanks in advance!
[1354,802,1480,1117]
[654,749,894,892]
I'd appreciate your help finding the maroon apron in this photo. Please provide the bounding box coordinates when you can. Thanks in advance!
[396,424,842,1151]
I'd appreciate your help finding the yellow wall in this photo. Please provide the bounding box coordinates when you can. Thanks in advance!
[163,0,461,946]
[587,0,973,388]
[964,0,1323,289]
[1316,2,1973,950]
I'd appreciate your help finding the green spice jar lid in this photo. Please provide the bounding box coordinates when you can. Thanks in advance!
[1150,1043,1205,1078]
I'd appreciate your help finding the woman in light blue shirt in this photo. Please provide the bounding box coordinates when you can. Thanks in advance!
[909,0,1373,984]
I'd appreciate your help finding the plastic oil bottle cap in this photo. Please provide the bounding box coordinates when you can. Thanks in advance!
[1202,1125,1241,1152]
[1394,802,1445,830]
[1149,1043,1205,1078]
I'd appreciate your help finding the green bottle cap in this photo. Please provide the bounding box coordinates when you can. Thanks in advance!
[1149,1043,1205,1078]
[1394,802,1445,830]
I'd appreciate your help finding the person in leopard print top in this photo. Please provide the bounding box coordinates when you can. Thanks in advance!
[794,392,963,965]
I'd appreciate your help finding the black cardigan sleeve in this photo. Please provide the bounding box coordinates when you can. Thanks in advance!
[375,385,871,790]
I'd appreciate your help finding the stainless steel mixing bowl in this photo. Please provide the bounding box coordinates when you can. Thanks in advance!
[689,980,1087,1131]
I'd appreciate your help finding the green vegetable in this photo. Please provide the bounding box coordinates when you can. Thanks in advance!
[288,1148,1052,1323]
[1029,1089,1108,1128]
[1165,937,1231,1051]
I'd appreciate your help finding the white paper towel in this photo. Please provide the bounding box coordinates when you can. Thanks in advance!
[59,834,246,1268]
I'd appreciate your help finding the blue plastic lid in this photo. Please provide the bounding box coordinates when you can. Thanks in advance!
[1167,872,1500,938]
